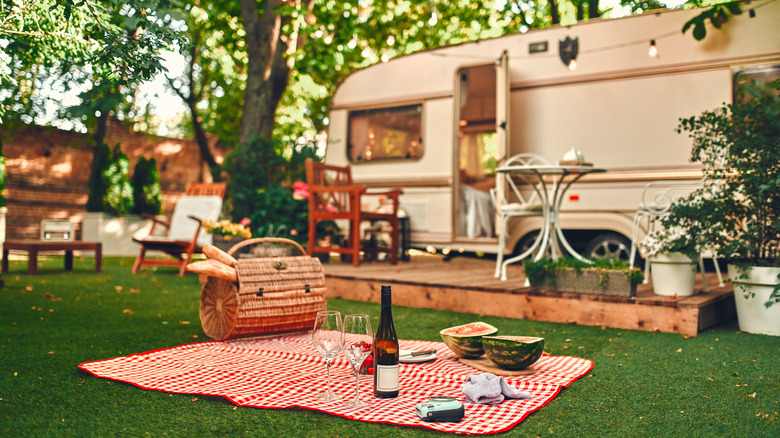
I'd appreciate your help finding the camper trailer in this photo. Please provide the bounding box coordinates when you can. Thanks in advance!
[324,5,780,262]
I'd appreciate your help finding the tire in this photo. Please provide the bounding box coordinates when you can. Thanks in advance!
[584,232,634,264]
[513,231,553,258]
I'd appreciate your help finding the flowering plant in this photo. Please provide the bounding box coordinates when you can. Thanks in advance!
[202,218,252,240]
[639,225,701,260]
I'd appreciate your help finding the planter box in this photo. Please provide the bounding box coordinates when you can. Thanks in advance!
[529,267,639,297]
[82,212,154,257]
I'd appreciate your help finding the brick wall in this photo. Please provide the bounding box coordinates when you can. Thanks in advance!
[2,121,227,240]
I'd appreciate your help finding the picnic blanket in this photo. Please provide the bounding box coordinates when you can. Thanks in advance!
[79,334,593,434]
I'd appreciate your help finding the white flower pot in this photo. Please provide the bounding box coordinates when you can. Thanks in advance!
[649,252,697,296]
[728,265,780,336]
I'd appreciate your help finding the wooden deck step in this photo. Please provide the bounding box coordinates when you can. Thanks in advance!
[322,254,735,337]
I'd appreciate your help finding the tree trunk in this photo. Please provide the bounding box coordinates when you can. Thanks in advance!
[549,0,560,25]
[588,1,601,19]
[239,0,293,144]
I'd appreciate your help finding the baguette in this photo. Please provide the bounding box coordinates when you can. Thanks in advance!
[186,259,238,283]
[202,244,238,267]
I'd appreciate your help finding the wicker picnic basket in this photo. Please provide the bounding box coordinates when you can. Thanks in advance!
[199,238,327,341]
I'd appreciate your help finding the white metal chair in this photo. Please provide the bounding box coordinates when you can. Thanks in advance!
[629,178,724,290]
[491,153,548,278]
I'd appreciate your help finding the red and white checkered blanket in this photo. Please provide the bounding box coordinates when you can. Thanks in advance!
[79,334,593,434]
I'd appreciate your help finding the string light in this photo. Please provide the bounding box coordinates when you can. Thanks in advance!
[648,39,658,57]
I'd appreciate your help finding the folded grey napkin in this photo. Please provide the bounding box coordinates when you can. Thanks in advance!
[461,372,532,405]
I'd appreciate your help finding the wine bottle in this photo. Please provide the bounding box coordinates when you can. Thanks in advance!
[373,285,399,398]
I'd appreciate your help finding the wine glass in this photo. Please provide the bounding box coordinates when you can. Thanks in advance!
[341,314,373,407]
[312,310,343,400]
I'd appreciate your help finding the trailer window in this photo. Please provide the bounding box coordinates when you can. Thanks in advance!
[347,104,422,163]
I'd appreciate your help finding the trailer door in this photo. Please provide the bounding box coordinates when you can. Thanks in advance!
[454,52,508,241]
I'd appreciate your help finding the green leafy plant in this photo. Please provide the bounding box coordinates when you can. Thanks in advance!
[222,135,318,244]
[86,143,134,215]
[674,78,780,307]
[523,257,644,288]
[130,156,162,216]
[639,224,703,262]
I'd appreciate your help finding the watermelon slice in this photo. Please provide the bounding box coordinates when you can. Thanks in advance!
[482,336,544,370]
[439,322,498,358]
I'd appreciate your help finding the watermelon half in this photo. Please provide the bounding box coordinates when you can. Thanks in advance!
[439,322,499,358]
[482,336,544,370]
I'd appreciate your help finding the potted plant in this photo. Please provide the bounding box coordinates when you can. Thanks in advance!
[639,224,702,297]
[83,144,154,256]
[523,257,644,297]
[673,78,780,335]
[202,218,252,253]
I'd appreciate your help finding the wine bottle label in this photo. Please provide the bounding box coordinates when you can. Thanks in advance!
[375,364,399,392]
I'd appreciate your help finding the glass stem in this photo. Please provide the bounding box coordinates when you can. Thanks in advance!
[354,366,360,400]
[325,359,332,393]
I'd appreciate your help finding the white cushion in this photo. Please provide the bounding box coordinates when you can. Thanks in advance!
[168,196,223,247]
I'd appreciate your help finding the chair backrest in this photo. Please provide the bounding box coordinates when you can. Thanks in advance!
[494,153,549,210]
[305,158,358,214]
[638,176,706,216]
[168,196,224,246]
[185,182,227,197]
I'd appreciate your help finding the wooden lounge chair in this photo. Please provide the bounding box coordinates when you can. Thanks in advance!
[132,182,227,276]
[305,158,402,266]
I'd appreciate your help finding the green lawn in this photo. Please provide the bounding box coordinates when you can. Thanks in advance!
[0,256,778,437]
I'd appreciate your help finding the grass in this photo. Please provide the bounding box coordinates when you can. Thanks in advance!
[0,255,778,437]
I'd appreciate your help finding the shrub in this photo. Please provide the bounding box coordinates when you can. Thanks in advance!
[87,143,134,215]
[222,135,318,243]
[130,157,163,215]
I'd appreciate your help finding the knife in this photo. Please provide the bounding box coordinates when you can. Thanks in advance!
[400,349,436,357]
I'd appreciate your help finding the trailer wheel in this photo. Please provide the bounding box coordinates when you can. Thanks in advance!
[513,231,553,259]
[584,232,633,263]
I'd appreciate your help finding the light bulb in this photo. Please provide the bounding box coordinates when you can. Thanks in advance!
[649,40,658,57]
[568,59,577,71]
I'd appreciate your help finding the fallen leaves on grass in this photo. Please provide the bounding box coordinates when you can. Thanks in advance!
[179,321,190,325]
[748,392,757,398]
[129,288,140,294]
[115,286,123,292]
[122,309,134,314]
[43,293,62,301]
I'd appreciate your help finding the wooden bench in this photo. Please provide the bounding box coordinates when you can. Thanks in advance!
[2,240,102,276]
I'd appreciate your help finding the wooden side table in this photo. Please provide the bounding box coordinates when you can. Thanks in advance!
[2,240,103,276]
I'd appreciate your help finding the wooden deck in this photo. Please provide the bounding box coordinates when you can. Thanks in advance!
[322,254,736,337]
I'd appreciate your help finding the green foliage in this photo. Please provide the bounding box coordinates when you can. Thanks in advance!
[682,2,742,41]
[674,79,780,267]
[222,135,318,243]
[130,156,163,216]
[0,0,186,122]
[86,143,134,215]
[523,256,645,287]
[674,79,780,307]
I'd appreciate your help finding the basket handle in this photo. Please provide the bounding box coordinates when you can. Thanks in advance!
[226,237,307,257]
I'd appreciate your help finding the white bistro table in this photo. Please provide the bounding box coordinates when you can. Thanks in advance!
[495,164,606,281]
